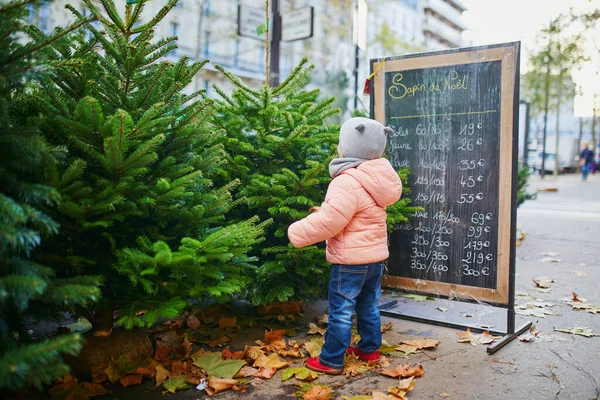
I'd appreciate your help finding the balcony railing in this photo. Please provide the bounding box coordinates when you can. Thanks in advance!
[422,0,466,31]
[423,15,464,48]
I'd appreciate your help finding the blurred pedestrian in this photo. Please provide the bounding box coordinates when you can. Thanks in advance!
[580,143,594,181]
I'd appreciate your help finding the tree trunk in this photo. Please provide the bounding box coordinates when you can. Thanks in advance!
[553,73,563,176]
[88,304,115,337]
[66,329,153,379]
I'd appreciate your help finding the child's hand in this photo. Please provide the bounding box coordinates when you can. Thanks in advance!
[309,206,321,213]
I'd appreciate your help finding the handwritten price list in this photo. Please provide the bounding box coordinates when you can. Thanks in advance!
[384,61,502,289]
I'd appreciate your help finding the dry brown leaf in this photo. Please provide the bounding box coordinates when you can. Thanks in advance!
[381,364,424,379]
[171,361,189,375]
[255,367,277,379]
[381,321,394,333]
[219,315,237,330]
[377,355,391,368]
[257,338,287,353]
[119,374,143,387]
[222,346,245,360]
[400,339,439,349]
[245,345,265,360]
[315,314,329,325]
[264,329,286,343]
[257,301,304,316]
[187,314,201,330]
[532,277,554,288]
[155,364,170,386]
[480,331,497,345]
[82,382,110,396]
[344,355,370,378]
[307,323,326,336]
[205,377,238,396]
[571,292,585,302]
[134,367,155,378]
[208,335,231,347]
[279,342,304,358]
[184,375,201,386]
[234,366,259,378]
[439,393,452,398]
[456,328,478,345]
[302,384,335,400]
[253,353,290,370]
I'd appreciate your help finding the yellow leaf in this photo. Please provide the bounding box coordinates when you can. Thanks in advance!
[400,339,439,349]
[303,338,324,358]
[439,392,452,398]
[344,355,370,377]
[307,323,326,336]
[395,344,418,356]
[155,364,170,386]
[253,353,290,370]
[387,387,408,399]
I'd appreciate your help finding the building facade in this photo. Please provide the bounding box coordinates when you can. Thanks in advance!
[26,0,467,110]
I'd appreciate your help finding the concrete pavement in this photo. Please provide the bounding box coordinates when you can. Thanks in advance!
[107,173,600,400]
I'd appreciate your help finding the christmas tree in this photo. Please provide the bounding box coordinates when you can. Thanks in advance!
[211,60,340,305]
[213,60,423,305]
[30,0,267,331]
[0,0,101,391]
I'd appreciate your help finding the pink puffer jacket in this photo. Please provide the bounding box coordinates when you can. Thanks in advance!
[288,158,402,265]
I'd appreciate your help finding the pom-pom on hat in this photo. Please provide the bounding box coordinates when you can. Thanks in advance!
[338,117,392,160]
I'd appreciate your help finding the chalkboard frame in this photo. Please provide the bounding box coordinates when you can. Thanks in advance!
[370,42,520,308]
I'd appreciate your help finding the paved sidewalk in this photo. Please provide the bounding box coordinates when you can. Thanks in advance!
[105,173,600,400]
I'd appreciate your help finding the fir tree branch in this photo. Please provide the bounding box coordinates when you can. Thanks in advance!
[6,16,92,66]
[272,58,309,95]
[135,62,168,108]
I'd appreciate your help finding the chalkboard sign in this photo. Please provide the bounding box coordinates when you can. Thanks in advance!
[371,43,520,306]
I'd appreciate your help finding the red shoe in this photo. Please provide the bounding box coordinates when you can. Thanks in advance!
[305,357,343,375]
[346,347,381,363]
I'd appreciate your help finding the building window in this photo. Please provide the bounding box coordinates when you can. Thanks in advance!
[170,22,179,37]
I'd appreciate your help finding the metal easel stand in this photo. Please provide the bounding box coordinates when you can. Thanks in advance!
[378,299,532,354]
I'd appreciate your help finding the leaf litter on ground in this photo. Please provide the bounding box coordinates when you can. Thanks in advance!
[554,327,600,337]
[457,328,499,345]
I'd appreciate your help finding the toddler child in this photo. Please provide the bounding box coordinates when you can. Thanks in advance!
[288,117,402,374]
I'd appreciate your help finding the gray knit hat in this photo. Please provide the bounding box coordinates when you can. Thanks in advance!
[338,117,392,160]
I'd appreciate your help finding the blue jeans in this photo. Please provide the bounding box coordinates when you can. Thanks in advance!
[319,262,385,369]
[582,163,590,180]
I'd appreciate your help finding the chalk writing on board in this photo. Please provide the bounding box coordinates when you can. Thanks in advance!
[384,60,502,290]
